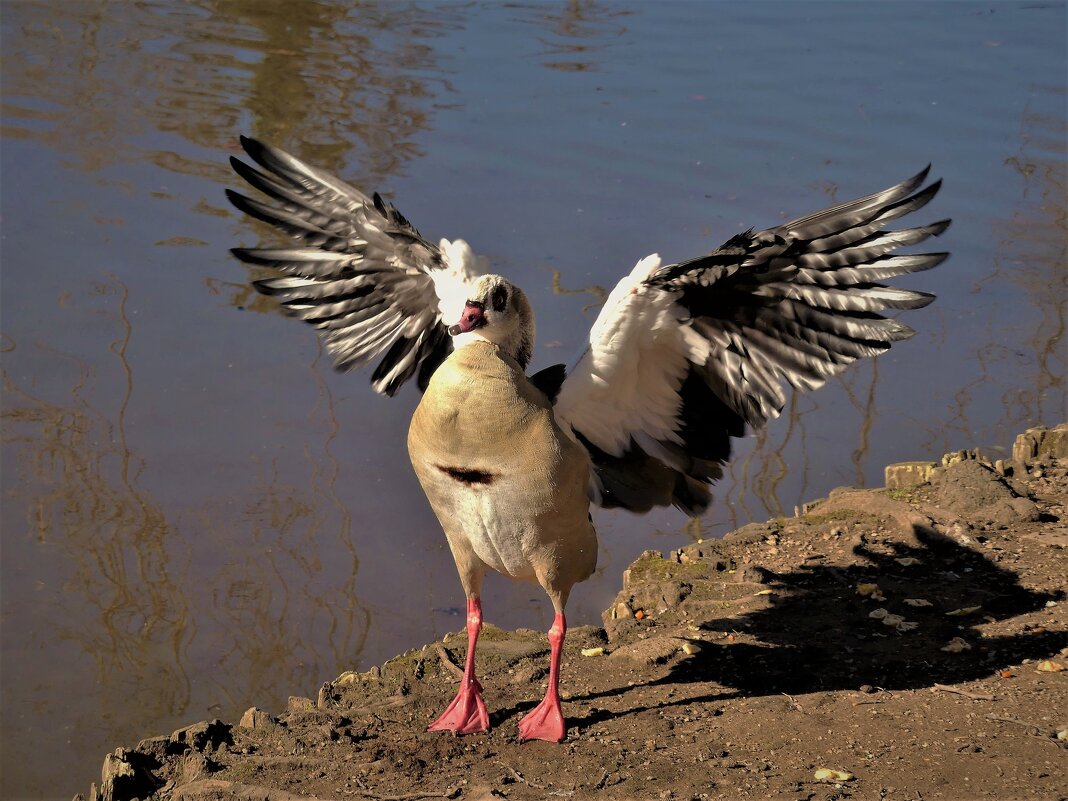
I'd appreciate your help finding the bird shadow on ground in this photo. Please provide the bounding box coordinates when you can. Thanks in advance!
[566,525,1066,727]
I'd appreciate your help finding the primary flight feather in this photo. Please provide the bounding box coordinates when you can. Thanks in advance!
[228,137,948,741]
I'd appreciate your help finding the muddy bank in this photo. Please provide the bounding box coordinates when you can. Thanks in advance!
[81,425,1067,801]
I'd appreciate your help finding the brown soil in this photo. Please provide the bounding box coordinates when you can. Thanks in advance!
[86,428,1068,801]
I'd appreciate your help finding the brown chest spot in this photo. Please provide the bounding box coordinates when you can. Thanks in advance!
[436,465,497,486]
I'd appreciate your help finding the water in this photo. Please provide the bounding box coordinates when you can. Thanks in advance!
[1,1,1064,797]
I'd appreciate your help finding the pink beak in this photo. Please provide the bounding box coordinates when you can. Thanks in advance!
[448,301,486,336]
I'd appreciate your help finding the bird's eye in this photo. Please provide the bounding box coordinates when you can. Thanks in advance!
[491,286,508,313]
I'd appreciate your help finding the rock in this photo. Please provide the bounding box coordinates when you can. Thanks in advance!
[723,522,771,545]
[286,696,315,713]
[170,720,232,753]
[133,735,170,762]
[98,748,162,801]
[99,751,135,801]
[1013,423,1068,464]
[238,707,278,731]
[511,663,548,684]
[603,600,640,641]
[937,460,1040,525]
[885,461,938,489]
[659,580,693,608]
[735,565,773,584]
[942,449,975,467]
[606,636,689,666]
[678,546,733,571]
[181,753,216,784]
[317,683,333,709]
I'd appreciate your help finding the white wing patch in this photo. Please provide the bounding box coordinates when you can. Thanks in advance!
[556,254,690,458]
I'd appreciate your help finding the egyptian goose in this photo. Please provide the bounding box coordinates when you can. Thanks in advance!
[227,137,948,742]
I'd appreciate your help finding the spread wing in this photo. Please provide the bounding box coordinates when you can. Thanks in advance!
[555,167,949,515]
[227,136,482,395]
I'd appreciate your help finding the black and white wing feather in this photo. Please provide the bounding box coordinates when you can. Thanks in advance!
[227,136,481,395]
[555,167,949,515]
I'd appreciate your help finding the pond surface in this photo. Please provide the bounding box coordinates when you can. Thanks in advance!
[1,1,1064,797]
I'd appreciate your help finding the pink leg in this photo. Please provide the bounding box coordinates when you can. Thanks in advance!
[518,613,567,743]
[428,596,490,735]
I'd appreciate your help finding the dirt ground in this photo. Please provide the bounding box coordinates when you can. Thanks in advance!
[86,426,1068,801]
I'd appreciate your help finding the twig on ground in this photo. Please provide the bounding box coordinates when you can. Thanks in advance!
[433,643,465,680]
[933,683,995,701]
[782,692,805,713]
[986,714,1046,733]
[594,769,610,789]
[354,787,459,800]
[496,761,548,789]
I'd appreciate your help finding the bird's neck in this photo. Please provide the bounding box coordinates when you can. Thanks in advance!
[453,317,534,370]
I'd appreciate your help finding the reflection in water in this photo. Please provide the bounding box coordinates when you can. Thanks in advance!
[198,345,372,710]
[837,358,879,487]
[2,276,193,748]
[550,269,608,319]
[921,93,1066,454]
[1,0,456,185]
[997,97,1066,425]
[2,278,377,793]
[204,275,279,315]
[516,0,634,73]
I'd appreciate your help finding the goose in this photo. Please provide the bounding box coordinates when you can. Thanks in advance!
[226,137,949,742]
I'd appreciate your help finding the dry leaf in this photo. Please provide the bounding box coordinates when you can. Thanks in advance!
[1036,660,1064,673]
[946,606,981,617]
[904,598,934,607]
[941,637,971,653]
[754,589,774,596]
[896,557,922,567]
[581,647,605,657]
[871,610,918,632]
[856,583,886,601]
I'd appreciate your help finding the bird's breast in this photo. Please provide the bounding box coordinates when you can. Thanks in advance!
[406,342,591,578]
[408,343,560,477]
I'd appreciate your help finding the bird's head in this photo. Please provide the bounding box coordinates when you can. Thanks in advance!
[448,274,535,369]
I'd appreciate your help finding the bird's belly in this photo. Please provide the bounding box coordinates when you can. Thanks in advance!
[457,483,539,580]
[414,451,566,581]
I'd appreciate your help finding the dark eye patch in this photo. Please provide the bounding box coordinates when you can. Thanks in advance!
[491,285,508,313]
